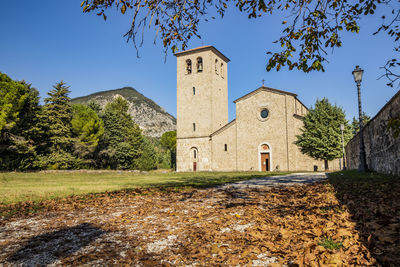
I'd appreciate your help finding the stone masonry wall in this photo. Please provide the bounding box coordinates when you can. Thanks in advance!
[176,47,229,172]
[345,90,400,176]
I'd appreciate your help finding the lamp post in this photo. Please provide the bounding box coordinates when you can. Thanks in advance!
[340,124,346,170]
[352,65,368,172]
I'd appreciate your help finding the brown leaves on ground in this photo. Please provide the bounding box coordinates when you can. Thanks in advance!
[0,179,398,266]
[330,174,400,266]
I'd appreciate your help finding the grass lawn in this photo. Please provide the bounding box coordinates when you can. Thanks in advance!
[0,170,289,205]
[328,169,399,184]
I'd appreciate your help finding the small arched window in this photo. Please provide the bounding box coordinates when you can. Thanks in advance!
[221,63,224,78]
[224,144,227,151]
[197,57,203,72]
[215,59,218,75]
[193,87,195,95]
[193,123,196,131]
[194,150,197,159]
[186,59,192,74]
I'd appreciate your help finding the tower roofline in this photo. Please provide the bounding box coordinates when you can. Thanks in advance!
[174,46,230,62]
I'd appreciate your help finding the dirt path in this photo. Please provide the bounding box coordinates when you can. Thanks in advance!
[219,173,327,189]
[0,174,375,266]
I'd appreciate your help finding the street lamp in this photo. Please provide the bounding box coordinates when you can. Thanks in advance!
[352,65,368,172]
[340,124,346,170]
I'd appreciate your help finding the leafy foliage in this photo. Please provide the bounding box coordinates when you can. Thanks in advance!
[42,81,74,152]
[0,78,43,170]
[0,73,169,171]
[318,237,343,250]
[38,82,81,169]
[97,96,144,169]
[135,137,157,170]
[295,98,351,170]
[71,104,104,159]
[160,130,176,151]
[350,112,371,135]
[14,82,44,147]
[160,130,176,169]
[0,73,28,133]
[80,0,399,82]
[87,101,102,114]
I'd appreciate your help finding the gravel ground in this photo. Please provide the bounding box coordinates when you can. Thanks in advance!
[219,173,327,189]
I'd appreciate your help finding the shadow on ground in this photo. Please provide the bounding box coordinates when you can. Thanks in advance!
[328,171,400,266]
[131,172,324,191]
[8,223,105,266]
[218,173,327,188]
[123,172,289,189]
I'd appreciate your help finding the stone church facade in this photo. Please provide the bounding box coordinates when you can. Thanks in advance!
[175,46,340,172]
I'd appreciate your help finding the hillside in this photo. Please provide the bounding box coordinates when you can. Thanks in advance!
[71,87,176,138]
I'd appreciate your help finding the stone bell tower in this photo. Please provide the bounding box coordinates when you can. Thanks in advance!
[175,46,230,171]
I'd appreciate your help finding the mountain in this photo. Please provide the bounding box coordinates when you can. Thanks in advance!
[71,87,176,138]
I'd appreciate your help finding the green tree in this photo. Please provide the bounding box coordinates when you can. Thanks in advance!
[0,78,42,170]
[135,137,157,171]
[97,96,144,169]
[160,131,176,151]
[43,81,73,151]
[71,104,104,160]
[38,81,78,169]
[160,130,176,169]
[8,82,44,170]
[295,98,352,170]
[15,82,43,144]
[350,113,371,135]
[87,100,102,114]
[0,73,28,133]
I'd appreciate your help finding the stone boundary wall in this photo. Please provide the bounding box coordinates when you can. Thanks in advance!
[345,90,400,176]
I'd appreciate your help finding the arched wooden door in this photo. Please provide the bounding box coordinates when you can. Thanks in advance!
[259,143,272,172]
[261,153,270,171]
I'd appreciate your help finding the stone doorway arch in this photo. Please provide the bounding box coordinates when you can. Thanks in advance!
[190,147,198,171]
[258,143,272,172]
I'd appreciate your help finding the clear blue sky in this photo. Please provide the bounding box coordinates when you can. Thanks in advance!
[0,1,397,122]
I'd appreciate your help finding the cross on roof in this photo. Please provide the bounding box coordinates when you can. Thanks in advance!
[262,79,265,86]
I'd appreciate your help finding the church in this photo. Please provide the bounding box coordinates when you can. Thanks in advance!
[175,46,340,172]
